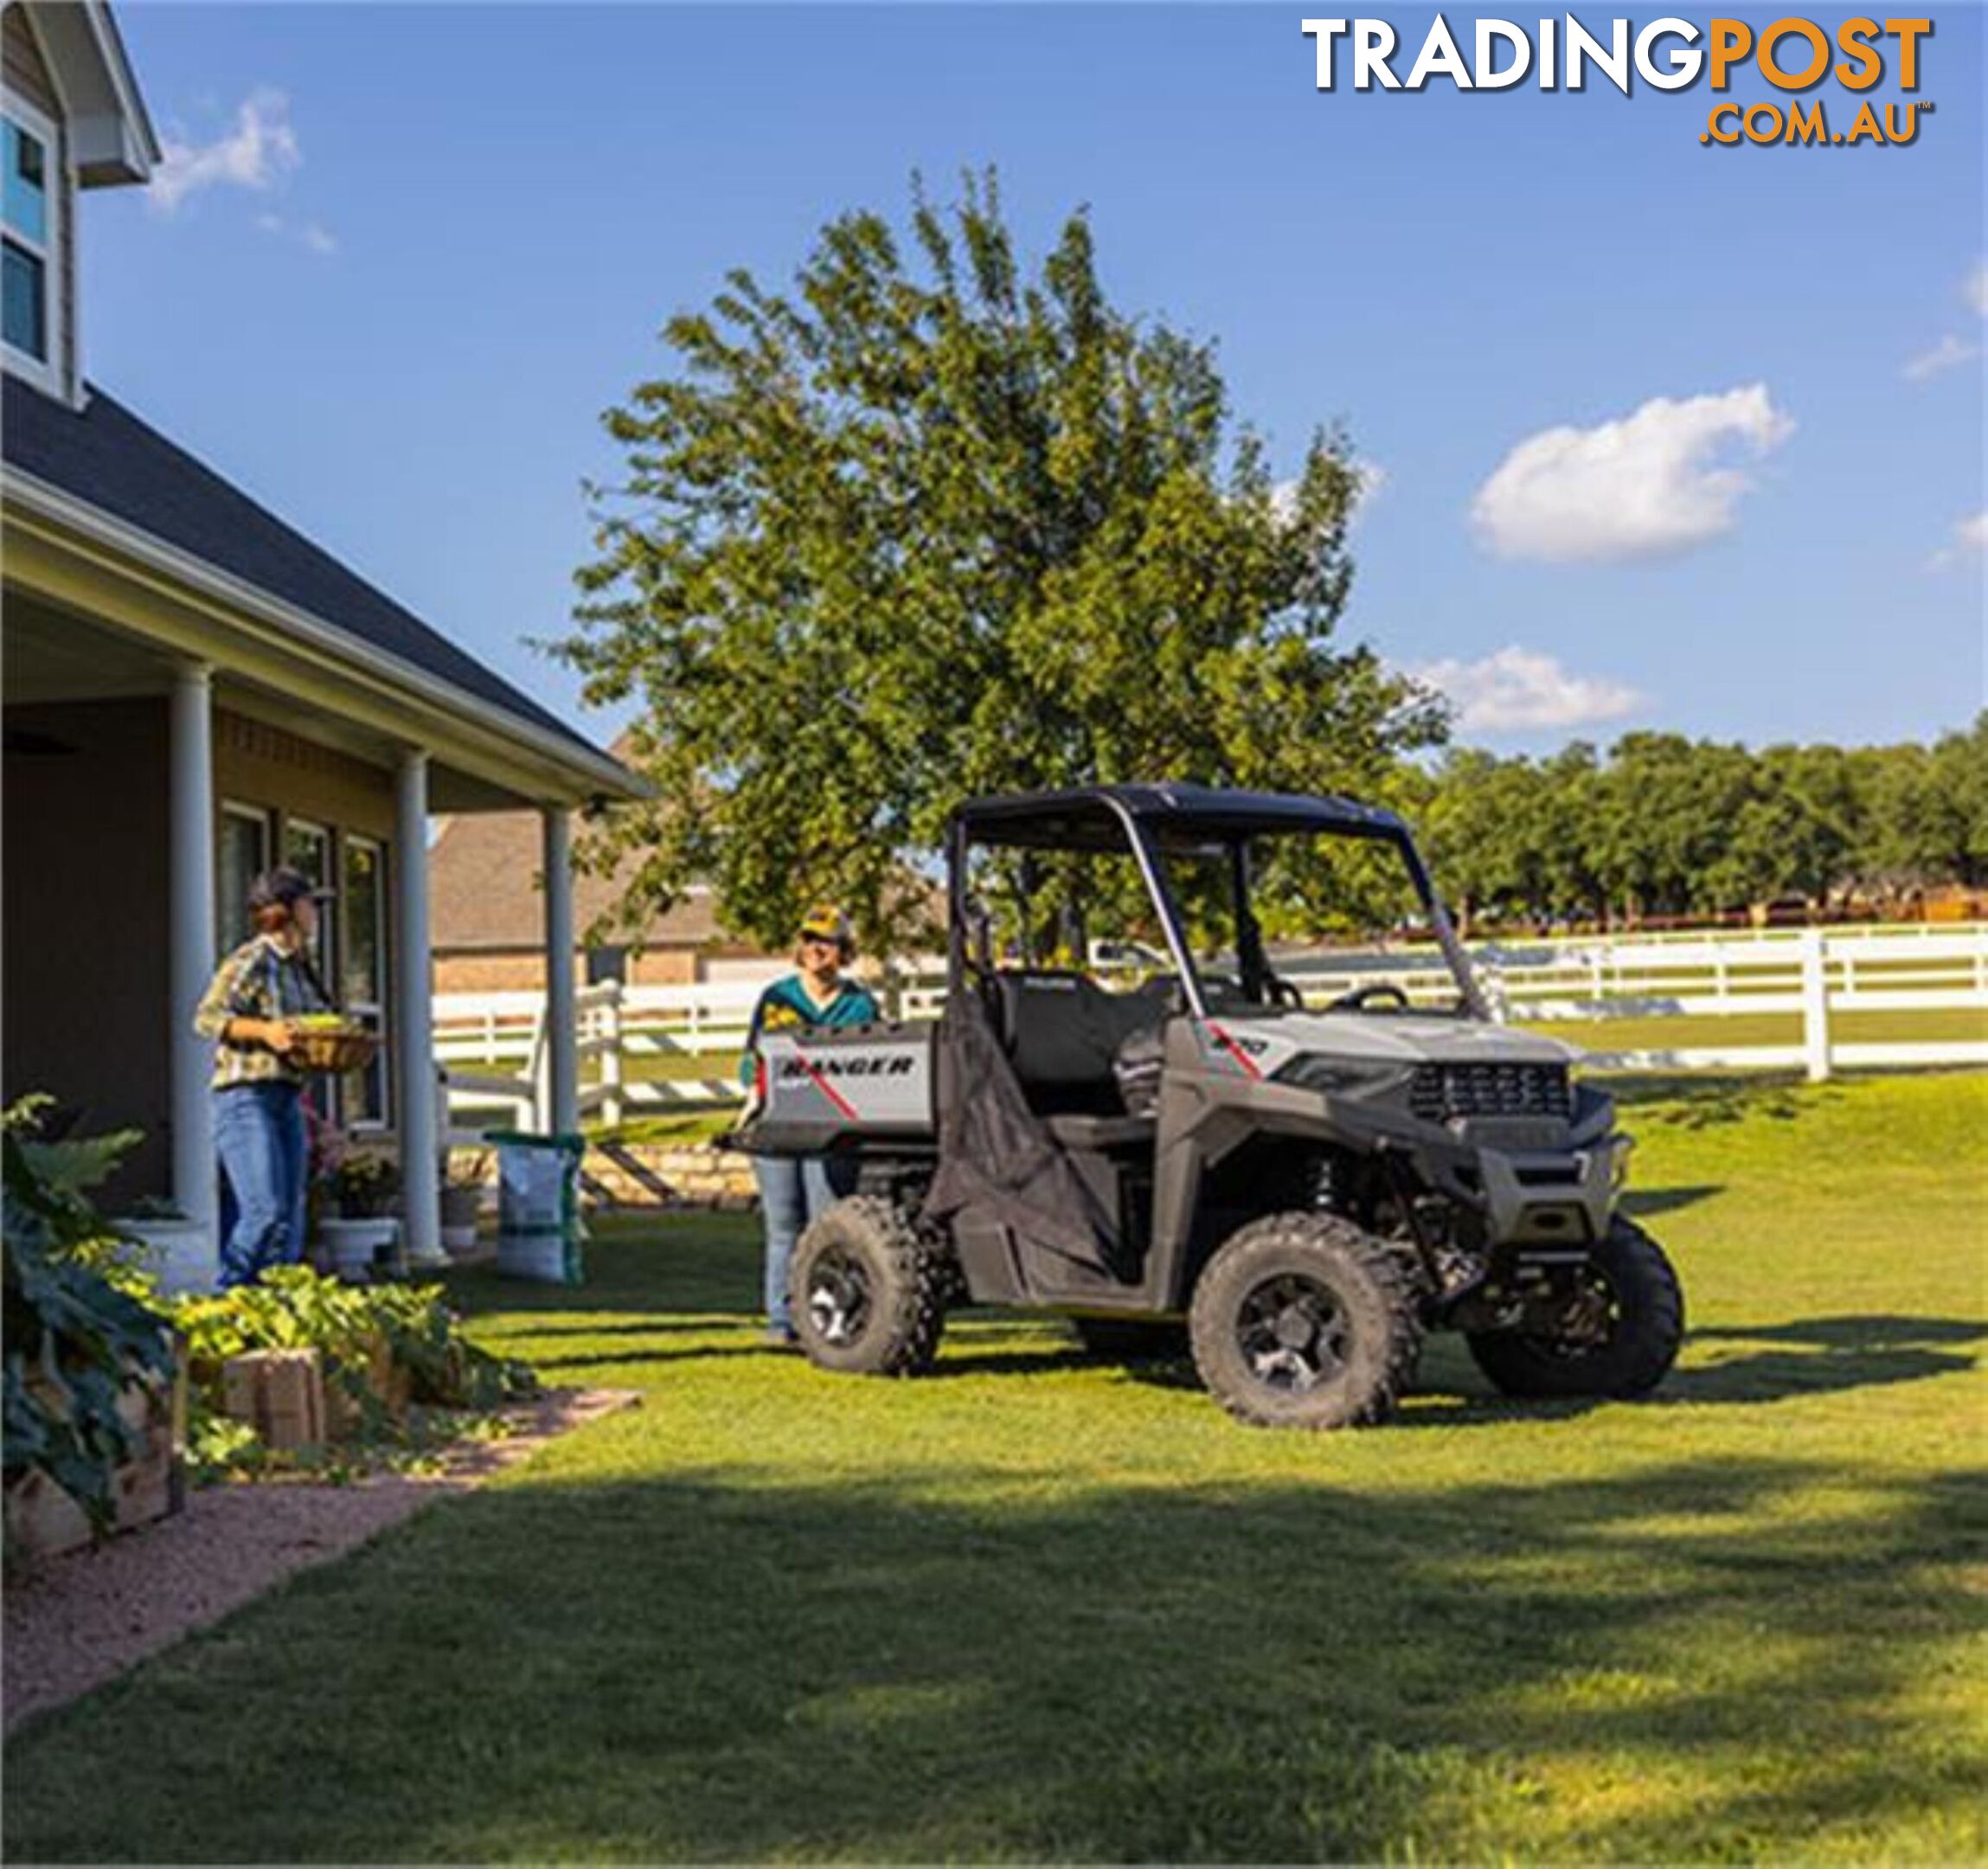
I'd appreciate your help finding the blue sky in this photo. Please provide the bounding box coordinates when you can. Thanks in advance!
[83,4,1985,758]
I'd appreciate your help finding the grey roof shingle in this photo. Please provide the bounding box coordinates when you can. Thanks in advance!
[3,374,604,756]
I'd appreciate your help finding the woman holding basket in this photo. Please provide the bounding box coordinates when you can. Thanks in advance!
[193,865,339,1288]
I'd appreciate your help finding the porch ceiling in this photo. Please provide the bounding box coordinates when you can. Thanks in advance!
[3,588,543,812]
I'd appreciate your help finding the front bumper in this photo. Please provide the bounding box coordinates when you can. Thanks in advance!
[1472,1138,1623,1248]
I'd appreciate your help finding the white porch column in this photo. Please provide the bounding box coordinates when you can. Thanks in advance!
[168,665,218,1236]
[394,749,446,1268]
[542,806,580,1134]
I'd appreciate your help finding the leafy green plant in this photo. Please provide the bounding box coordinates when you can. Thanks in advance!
[3,1092,145,1203]
[444,1151,491,1191]
[328,1152,399,1219]
[2,1124,173,1534]
[170,1267,536,1465]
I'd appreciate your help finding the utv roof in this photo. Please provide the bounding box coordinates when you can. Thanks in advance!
[954,783,1409,851]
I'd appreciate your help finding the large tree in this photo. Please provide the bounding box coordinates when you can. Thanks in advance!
[549,174,1443,957]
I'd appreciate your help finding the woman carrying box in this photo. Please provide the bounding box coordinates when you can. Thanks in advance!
[740,905,880,1345]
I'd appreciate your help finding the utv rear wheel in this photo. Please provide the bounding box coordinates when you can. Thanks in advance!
[790,1197,947,1377]
[1465,1217,1684,1399]
[1068,1317,1190,1364]
[1189,1214,1421,1430]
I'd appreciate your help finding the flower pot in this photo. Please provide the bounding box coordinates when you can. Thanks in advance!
[121,1217,217,1298]
[319,1216,400,1283]
[439,1184,483,1257]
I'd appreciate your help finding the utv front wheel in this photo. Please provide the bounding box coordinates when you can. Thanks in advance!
[790,1197,947,1377]
[1465,1217,1683,1399]
[1189,1214,1421,1429]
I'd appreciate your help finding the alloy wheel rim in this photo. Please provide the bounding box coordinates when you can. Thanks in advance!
[1531,1268,1621,1358]
[1235,1271,1350,1392]
[807,1246,873,1346]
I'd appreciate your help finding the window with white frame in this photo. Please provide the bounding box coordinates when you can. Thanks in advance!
[3,91,61,395]
[282,817,334,974]
[339,835,390,1129]
[216,803,272,955]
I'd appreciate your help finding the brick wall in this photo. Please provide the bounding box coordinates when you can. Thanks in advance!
[433,946,705,995]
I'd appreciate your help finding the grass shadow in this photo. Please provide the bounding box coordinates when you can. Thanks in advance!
[1622,1183,1722,1217]
[6,1458,1979,1863]
[1671,1313,1985,1404]
[1607,1074,1837,1128]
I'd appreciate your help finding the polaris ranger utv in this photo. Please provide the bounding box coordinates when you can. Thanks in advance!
[735,785,1683,1429]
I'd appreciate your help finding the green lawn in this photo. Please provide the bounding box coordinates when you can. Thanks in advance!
[7,1074,1985,1861]
[1523,1005,1986,1056]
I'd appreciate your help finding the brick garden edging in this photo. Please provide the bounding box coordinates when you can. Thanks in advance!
[580,1143,758,1211]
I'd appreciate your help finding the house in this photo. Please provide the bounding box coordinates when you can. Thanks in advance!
[429,784,776,995]
[0,1,642,1263]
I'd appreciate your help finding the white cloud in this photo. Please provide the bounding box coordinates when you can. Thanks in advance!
[1927,510,1988,570]
[1902,333,1980,383]
[151,90,300,213]
[1471,384,1793,564]
[1269,456,1387,524]
[1966,259,1988,318]
[252,207,339,259]
[1408,645,1645,734]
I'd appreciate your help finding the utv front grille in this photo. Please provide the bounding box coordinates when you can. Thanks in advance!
[1410,1062,1572,1124]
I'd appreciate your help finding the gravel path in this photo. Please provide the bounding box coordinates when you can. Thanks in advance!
[3,1389,638,1735]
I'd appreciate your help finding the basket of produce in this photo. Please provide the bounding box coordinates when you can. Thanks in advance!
[287,1014,379,1076]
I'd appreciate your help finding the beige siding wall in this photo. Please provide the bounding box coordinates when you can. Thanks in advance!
[2,6,57,112]
[213,710,395,840]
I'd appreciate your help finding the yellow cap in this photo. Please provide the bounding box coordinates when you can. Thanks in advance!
[798,904,855,949]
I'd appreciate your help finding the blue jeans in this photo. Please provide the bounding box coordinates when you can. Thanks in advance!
[754,1153,856,1333]
[215,1082,309,1289]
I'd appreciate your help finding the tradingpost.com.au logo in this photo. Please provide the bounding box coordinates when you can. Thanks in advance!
[1299,16,1937,147]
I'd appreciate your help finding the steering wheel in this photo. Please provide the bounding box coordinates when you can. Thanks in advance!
[1326,982,1412,1013]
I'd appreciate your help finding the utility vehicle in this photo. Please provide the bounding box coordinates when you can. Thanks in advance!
[735,785,1684,1429]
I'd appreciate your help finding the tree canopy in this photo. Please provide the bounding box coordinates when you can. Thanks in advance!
[1417,716,1988,931]
[549,173,1440,958]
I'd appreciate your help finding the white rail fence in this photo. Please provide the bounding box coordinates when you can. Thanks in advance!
[434,924,1988,1135]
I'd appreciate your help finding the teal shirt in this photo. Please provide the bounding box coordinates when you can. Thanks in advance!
[739,974,882,1086]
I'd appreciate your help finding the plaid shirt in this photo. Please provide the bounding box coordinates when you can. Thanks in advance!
[194,935,334,1089]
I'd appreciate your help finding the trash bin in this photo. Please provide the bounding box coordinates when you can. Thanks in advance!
[485,1129,586,1285]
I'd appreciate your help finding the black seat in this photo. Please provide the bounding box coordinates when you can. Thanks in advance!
[990,972,1163,1116]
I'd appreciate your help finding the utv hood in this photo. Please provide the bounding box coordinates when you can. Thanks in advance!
[1231,1011,1582,1069]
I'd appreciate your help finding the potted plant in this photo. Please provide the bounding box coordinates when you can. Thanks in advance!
[439,1152,489,1257]
[318,1152,401,1283]
[119,1194,218,1299]
[303,1105,347,1275]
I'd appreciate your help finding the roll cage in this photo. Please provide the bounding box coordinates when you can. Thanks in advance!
[945,782,1489,1021]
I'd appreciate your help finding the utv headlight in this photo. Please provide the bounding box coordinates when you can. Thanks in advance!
[1610,1135,1635,1191]
[1272,1055,1400,1094]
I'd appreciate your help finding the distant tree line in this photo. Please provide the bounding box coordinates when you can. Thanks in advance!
[1410,716,1988,933]
[555,174,1984,954]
